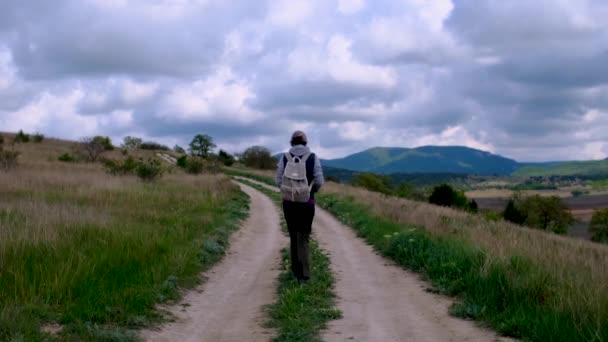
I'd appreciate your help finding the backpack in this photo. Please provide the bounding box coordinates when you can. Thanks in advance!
[281,153,313,202]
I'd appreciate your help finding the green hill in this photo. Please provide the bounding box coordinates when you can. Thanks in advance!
[513,159,608,177]
[323,146,520,175]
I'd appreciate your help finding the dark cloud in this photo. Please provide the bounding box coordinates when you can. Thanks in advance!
[1,0,608,160]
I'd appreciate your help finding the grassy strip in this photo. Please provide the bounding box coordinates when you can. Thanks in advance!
[236,178,341,342]
[0,178,249,341]
[231,171,608,342]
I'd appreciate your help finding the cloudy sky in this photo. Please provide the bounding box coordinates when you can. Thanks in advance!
[1,0,607,161]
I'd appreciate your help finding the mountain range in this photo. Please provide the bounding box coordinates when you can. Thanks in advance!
[311,146,608,176]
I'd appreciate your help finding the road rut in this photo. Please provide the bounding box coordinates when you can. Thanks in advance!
[142,183,286,342]
[236,177,513,342]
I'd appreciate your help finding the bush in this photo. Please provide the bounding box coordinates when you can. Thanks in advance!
[0,135,4,145]
[176,155,188,168]
[428,184,475,212]
[185,157,204,174]
[590,208,608,244]
[0,147,20,170]
[92,136,114,151]
[136,158,164,182]
[14,130,30,143]
[103,157,139,176]
[218,150,235,166]
[79,137,106,162]
[240,146,277,169]
[58,153,78,163]
[32,133,44,143]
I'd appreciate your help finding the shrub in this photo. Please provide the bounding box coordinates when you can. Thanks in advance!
[240,146,276,169]
[185,157,204,174]
[428,184,474,211]
[92,136,114,151]
[218,150,235,166]
[136,158,164,182]
[103,157,138,176]
[176,155,188,168]
[58,153,78,163]
[0,135,4,145]
[590,208,608,244]
[352,173,392,195]
[0,147,20,170]
[14,130,30,143]
[32,133,44,143]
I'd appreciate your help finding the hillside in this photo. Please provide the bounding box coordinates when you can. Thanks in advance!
[514,159,608,177]
[323,146,520,175]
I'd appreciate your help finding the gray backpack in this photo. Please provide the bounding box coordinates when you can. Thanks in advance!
[281,153,312,202]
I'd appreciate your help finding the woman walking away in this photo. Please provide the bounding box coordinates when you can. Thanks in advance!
[276,131,324,284]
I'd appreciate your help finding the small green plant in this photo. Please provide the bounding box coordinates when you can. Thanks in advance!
[14,130,30,143]
[58,153,78,163]
[136,158,164,182]
[32,133,44,143]
[590,208,608,244]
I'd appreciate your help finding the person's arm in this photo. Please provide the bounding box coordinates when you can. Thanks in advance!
[311,155,324,193]
[276,155,285,188]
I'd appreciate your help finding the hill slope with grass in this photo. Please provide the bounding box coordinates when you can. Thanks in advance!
[513,159,608,177]
[322,146,520,175]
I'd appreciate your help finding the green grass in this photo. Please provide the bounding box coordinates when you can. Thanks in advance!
[0,179,249,341]
[235,178,341,342]
[232,170,608,342]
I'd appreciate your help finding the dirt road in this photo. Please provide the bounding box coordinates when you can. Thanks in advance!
[142,183,286,342]
[237,177,512,342]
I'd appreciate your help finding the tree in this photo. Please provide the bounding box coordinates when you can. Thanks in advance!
[173,145,186,154]
[189,134,216,158]
[590,208,608,244]
[92,136,114,151]
[122,136,142,149]
[80,137,107,162]
[519,195,574,234]
[240,146,276,169]
[218,149,235,166]
[14,129,30,143]
[429,184,456,207]
[503,199,526,224]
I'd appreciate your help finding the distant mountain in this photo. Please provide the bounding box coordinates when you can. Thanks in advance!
[322,146,520,175]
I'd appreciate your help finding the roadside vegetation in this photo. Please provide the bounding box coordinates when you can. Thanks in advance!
[235,178,341,342]
[231,169,608,342]
[0,135,249,341]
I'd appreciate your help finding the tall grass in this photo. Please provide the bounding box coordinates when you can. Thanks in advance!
[0,139,248,341]
[231,169,608,341]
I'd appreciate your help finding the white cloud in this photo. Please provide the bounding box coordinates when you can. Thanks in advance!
[162,67,261,124]
[267,0,315,28]
[337,0,365,15]
[414,126,495,153]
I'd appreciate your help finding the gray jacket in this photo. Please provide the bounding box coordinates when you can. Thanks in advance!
[276,145,324,195]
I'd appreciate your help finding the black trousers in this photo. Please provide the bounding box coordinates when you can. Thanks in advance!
[283,201,315,280]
